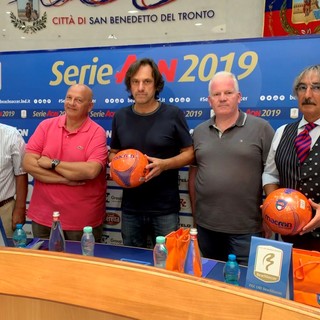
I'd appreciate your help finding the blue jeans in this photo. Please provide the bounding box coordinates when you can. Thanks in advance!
[121,212,179,248]
[197,225,263,266]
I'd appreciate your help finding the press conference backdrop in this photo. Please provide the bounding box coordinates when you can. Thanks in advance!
[0,35,319,244]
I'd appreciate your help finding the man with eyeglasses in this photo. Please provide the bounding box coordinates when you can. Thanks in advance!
[109,58,194,248]
[263,65,320,250]
[188,71,274,265]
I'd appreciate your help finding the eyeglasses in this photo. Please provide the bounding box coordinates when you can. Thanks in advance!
[211,90,236,98]
[296,83,320,94]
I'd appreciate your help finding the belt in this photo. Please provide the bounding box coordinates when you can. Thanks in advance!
[0,197,14,208]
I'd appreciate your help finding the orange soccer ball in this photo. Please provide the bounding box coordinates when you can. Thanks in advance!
[262,188,312,235]
[110,149,149,188]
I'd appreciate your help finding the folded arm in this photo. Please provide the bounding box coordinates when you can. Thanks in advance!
[23,153,82,185]
[37,156,102,181]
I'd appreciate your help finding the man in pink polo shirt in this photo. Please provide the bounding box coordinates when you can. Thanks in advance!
[23,84,107,241]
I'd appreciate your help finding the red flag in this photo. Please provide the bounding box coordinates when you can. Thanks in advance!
[264,0,320,36]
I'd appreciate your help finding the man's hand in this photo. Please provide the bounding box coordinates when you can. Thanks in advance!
[300,199,320,235]
[145,156,167,182]
[12,207,26,230]
[262,221,273,239]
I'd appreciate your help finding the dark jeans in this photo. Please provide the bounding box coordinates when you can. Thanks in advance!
[32,221,103,242]
[121,211,179,249]
[197,225,263,266]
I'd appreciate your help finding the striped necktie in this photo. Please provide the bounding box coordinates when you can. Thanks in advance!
[294,122,317,163]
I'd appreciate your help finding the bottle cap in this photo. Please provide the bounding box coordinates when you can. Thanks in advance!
[190,228,198,235]
[228,254,236,261]
[16,224,23,229]
[53,211,60,218]
[156,236,166,244]
[83,226,93,233]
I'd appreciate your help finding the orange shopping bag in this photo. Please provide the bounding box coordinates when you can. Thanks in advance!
[165,228,190,272]
[292,248,320,308]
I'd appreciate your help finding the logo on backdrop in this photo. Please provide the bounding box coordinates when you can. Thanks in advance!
[105,212,121,226]
[10,0,47,34]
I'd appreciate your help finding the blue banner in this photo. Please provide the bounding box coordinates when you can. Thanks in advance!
[1,35,320,142]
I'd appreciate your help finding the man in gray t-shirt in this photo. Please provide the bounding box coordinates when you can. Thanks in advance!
[188,71,274,265]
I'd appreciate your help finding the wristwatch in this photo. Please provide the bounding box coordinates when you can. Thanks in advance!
[51,159,60,169]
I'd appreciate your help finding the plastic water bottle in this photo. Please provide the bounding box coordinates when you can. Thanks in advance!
[153,236,168,268]
[49,211,66,252]
[223,254,240,285]
[12,224,27,248]
[184,228,202,277]
[81,226,95,256]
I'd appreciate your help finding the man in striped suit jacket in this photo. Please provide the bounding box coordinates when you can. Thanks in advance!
[263,65,320,250]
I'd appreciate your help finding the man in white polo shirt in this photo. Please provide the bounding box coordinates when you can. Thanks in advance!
[0,124,28,236]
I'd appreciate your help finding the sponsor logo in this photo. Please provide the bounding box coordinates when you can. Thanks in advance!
[179,223,192,228]
[180,198,187,208]
[264,214,293,230]
[106,193,122,203]
[89,110,115,118]
[114,153,135,160]
[110,238,123,245]
[105,212,121,225]
[254,245,283,283]
[178,174,188,184]
[275,199,287,211]
[32,110,60,117]
[100,234,109,244]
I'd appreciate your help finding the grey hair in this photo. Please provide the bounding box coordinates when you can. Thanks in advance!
[208,71,239,96]
[293,65,320,97]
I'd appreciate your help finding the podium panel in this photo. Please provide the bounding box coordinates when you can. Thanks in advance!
[0,247,319,320]
[0,295,130,320]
